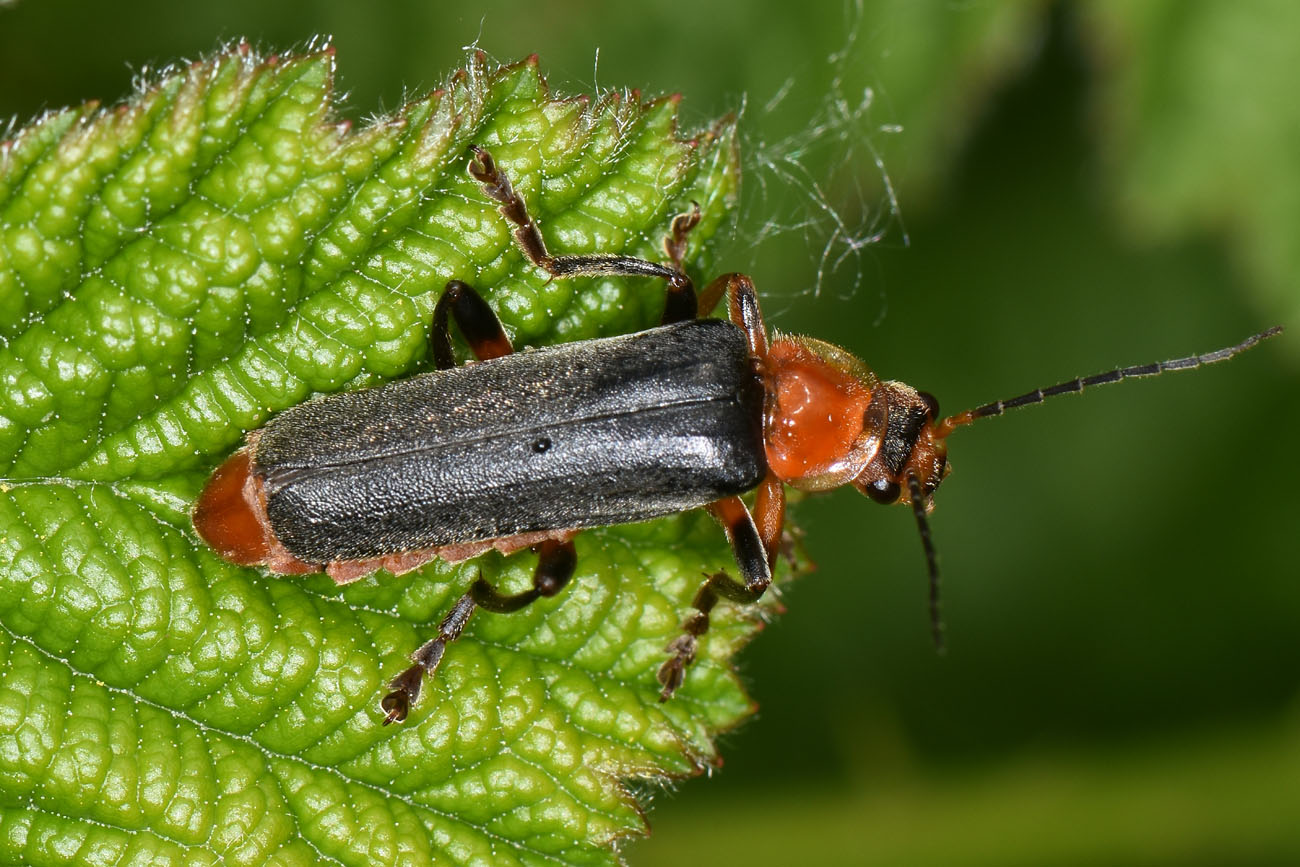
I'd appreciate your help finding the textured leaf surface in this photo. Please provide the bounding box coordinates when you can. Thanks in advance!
[0,46,755,865]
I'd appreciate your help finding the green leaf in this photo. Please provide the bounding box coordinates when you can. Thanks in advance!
[0,45,761,865]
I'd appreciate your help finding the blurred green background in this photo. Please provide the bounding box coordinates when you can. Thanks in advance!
[4,1,1297,864]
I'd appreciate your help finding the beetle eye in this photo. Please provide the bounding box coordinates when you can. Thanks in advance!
[918,391,940,421]
[865,478,901,504]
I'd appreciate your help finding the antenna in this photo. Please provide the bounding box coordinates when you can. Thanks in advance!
[910,324,1280,653]
[907,473,945,653]
[937,326,1282,437]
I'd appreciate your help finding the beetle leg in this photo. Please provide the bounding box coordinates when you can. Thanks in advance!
[468,146,699,325]
[657,496,772,701]
[697,272,771,359]
[380,539,577,724]
[431,280,514,369]
[381,592,476,725]
[664,201,702,272]
[470,539,577,612]
[697,272,734,319]
[754,474,786,566]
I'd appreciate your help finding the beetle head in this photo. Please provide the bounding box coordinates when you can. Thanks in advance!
[849,382,951,511]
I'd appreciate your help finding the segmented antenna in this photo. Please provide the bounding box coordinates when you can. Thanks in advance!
[910,324,1281,653]
[906,473,945,654]
[938,326,1282,436]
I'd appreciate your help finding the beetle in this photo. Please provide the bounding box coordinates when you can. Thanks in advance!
[192,146,1281,725]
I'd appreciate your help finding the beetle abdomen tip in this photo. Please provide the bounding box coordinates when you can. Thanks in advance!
[193,449,273,567]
